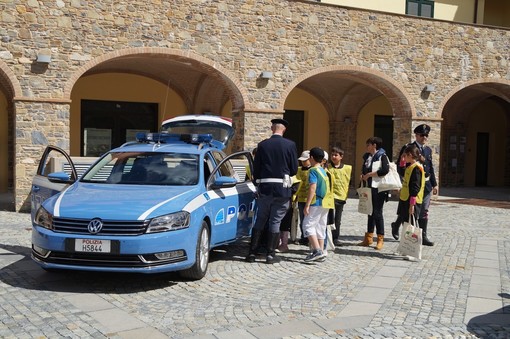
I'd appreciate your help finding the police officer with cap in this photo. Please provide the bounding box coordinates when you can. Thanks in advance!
[392,124,437,246]
[246,118,298,263]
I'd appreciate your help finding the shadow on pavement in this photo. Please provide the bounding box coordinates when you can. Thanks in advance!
[0,243,188,293]
[437,187,510,209]
[467,293,510,338]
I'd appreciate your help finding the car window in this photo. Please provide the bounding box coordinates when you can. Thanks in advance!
[211,151,240,181]
[81,152,199,186]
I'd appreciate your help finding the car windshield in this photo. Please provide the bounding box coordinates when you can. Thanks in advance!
[81,152,199,186]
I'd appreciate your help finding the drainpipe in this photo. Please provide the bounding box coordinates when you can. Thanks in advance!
[474,0,479,24]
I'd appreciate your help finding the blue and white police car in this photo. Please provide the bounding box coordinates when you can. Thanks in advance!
[31,115,256,280]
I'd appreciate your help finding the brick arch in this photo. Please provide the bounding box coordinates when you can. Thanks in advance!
[280,65,415,119]
[0,61,22,99]
[438,78,510,117]
[63,47,248,113]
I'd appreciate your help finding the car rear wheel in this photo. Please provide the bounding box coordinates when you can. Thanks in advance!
[180,221,210,280]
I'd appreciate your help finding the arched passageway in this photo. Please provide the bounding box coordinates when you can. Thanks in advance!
[282,66,415,185]
[66,48,248,156]
[0,63,22,210]
[440,81,510,187]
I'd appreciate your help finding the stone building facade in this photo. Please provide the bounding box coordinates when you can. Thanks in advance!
[0,0,509,211]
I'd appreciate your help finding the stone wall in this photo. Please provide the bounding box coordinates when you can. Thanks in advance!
[1,0,509,209]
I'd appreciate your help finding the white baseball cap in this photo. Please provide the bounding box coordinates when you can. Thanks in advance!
[298,150,310,161]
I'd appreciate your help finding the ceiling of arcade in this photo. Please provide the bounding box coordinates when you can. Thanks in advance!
[78,55,414,122]
[441,82,510,126]
[82,55,236,116]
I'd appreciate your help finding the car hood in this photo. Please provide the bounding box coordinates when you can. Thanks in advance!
[43,182,203,220]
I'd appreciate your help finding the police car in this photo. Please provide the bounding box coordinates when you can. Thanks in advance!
[31,115,256,280]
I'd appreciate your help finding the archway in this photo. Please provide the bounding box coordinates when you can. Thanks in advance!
[282,65,414,186]
[65,48,249,156]
[440,80,510,187]
[0,62,22,210]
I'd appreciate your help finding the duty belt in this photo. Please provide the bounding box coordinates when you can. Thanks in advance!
[256,178,284,183]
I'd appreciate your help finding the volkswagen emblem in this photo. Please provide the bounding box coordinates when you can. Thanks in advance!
[87,218,103,234]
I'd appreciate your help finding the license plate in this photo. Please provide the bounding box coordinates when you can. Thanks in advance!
[75,239,111,253]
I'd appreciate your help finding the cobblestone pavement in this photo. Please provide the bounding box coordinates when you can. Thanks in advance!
[1,192,509,339]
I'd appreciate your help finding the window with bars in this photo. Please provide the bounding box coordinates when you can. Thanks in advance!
[406,0,434,18]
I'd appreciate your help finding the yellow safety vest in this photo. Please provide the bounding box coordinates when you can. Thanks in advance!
[327,163,352,201]
[309,167,335,209]
[400,162,425,204]
[296,166,310,202]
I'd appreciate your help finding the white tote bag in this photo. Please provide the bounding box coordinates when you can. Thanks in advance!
[376,162,403,192]
[357,182,372,215]
[396,216,422,260]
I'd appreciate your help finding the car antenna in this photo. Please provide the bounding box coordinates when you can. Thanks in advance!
[156,78,172,146]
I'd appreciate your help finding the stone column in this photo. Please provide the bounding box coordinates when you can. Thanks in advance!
[14,100,71,212]
[394,117,442,187]
[329,118,356,165]
[232,110,284,153]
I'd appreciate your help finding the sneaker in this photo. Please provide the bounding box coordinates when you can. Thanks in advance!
[304,250,324,263]
[323,249,328,257]
[245,253,256,263]
[316,256,327,262]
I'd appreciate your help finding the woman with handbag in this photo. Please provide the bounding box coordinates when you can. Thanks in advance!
[397,145,425,228]
[359,137,390,250]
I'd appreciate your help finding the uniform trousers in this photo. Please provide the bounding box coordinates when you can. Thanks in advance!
[253,195,290,233]
[419,189,432,220]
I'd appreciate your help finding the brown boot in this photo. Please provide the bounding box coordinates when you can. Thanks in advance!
[375,234,384,250]
[358,232,374,246]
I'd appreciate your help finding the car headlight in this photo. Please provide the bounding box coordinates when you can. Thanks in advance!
[147,211,190,233]
[35,207,53,230]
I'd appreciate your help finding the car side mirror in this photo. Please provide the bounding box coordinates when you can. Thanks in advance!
[211,176,237,189]
[48,171,75,184]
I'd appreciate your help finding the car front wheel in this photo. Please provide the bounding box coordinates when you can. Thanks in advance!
[180,221,210,280]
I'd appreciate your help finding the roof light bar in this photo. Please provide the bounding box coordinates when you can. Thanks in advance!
[136,132,213,145]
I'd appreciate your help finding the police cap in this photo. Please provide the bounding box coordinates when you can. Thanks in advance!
[413,124,431,135]
[271,118,289,128]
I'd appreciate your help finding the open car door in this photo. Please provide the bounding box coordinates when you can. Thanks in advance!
[31,146,77,222]
[207,150,256,239]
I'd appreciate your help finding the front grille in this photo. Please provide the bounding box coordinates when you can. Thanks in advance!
[33,251,187,268]
[53,217,148,235]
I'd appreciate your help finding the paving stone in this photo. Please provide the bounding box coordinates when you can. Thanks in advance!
[1,195,510,338]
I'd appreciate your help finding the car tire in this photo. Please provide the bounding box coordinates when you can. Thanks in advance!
[180,221,210,280]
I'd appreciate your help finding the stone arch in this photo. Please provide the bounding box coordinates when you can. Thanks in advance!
[438,78,510,116]
[0,61,22,99]
[280,65,416,119]
[438,78,510,187]
[63,47,249,114]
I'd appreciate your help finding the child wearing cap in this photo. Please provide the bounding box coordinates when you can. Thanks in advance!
[296,150,311,245]
[302,147,334,263]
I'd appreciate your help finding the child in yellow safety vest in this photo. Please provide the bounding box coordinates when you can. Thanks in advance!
[397,144,425,226]
[296,150,311,245]
[327,147,352,246]
[302,147,334,263]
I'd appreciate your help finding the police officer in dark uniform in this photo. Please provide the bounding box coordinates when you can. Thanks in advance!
[245,118,298,264]
[392,124,438,246]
